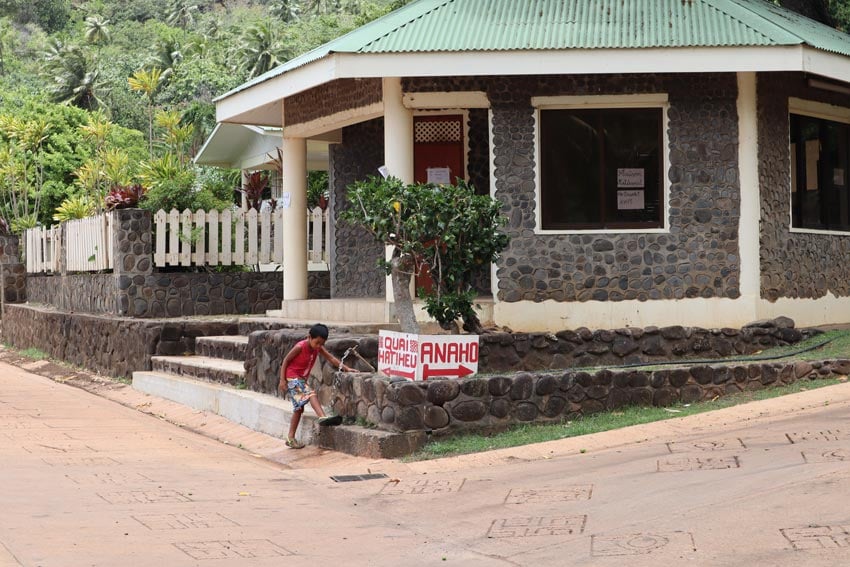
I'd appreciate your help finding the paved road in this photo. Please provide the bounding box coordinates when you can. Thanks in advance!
[2,358,850,566]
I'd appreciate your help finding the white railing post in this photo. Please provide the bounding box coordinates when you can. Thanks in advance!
[221,208,233,266]
[180,209,192,266]
[208,209,219,266]
[193,210,206,266]
[154,209,167,266]
[259,209,271,264]
[167,209,180,265]
[246,208,258,265]
[235,209,245,265]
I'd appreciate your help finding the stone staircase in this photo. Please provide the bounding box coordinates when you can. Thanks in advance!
[133,332,324,446]
[131,321,426,457]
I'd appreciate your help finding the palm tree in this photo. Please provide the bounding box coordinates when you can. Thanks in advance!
[0,18,15,76]
[236,22,287,80]
[180,101,215,156]
[84,16,111,47]
[152,37,183,81]
[128,68,163,157]
[45,45,105,111]
[167,0,199,29]
[271,0,300,22]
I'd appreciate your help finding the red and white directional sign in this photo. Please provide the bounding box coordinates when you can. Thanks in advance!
[378,330,479,381]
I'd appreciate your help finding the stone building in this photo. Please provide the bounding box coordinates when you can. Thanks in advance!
[213,0,850,332]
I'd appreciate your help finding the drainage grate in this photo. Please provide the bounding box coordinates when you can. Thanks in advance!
[330,473,389,483]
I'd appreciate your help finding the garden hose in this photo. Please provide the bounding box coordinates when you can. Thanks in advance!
[576,334,837,373]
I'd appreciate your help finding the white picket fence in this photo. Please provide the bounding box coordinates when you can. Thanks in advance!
[153,207,328,268]
[23,207,329,274]
[24,224,61,273]
[25,212,113,273]
[67,213,114,271]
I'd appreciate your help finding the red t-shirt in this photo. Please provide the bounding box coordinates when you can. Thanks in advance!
[285,339,319,379]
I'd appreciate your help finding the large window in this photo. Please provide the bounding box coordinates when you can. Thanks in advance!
[791,113,850,231]
[539,107,664,230]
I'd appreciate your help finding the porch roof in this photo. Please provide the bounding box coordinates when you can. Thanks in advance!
[194,123,332,171]
[220,0,850,99]
[215,0,850,126]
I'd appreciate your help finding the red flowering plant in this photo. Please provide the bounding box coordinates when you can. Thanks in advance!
[238,171,269,211]
[105,184,146,210]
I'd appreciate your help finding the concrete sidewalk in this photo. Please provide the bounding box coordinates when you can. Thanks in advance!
[3,349,850,565]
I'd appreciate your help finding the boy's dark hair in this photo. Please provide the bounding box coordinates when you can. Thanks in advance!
[309,323,329,340]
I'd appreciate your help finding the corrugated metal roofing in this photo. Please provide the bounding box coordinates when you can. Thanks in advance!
[358,0,850,54]
[219,0,850,100]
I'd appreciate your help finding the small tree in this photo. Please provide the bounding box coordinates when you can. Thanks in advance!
[342,176,508,334]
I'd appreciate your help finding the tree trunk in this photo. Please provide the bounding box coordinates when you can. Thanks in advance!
[391,252,420,334]
[780,0,834,27]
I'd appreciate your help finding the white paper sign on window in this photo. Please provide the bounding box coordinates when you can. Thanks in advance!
[427,167,451,185]
[617,190,645,210]
[617,168,645,188]
[280,192,291,209]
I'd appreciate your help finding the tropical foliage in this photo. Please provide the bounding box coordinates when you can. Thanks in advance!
[0,0,406,231]
[342,176,509,334]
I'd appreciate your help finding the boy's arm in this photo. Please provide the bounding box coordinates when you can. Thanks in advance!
[319,346,354,372]
[278,345,301,394]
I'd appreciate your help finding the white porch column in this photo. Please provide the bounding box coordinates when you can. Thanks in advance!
[737,71,760,317]
[282,136,308,300]
[383,77,414,302]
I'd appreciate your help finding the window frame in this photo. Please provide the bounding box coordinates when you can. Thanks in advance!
[532,94,671,234]
[788,97,850,236]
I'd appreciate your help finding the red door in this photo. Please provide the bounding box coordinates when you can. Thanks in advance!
[413,115,465,185]
[413,115,465,295]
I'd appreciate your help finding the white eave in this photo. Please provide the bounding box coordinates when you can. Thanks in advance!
[215,45,850,127]
[194,123,334,171]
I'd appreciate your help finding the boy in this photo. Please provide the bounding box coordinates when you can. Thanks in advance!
[278,323,353,449]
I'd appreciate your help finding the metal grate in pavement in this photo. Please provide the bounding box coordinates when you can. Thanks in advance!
[330,473,389,483]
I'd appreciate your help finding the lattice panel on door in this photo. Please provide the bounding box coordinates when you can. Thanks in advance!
[415,119,462,143]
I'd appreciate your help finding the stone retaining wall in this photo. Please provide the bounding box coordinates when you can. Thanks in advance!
[242,318,807,401]
[2,304,240,379]
[332,358,849,435]
[244,328,377,406]
[480,317,807,371]
[0,235,24,314]
[27,271,329,317]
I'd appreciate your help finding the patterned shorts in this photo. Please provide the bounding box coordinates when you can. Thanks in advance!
[286,379,315,411]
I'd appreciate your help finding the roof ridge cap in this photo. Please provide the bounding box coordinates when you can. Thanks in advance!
[703,0,803,44]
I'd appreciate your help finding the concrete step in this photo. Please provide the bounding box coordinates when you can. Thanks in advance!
[268,299,391,324]
[196,336,249,361]
[151,355,245,386]
[132,371,318,445]
[266,297,496,327]
[316,425,427,459]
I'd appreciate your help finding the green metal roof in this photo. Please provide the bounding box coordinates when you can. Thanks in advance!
[220,0,850,99]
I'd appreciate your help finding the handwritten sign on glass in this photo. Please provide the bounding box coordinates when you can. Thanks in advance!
[617,168,645,188]
[617,190,645,210]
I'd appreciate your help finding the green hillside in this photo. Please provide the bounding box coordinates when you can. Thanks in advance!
[0,0,405,228]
